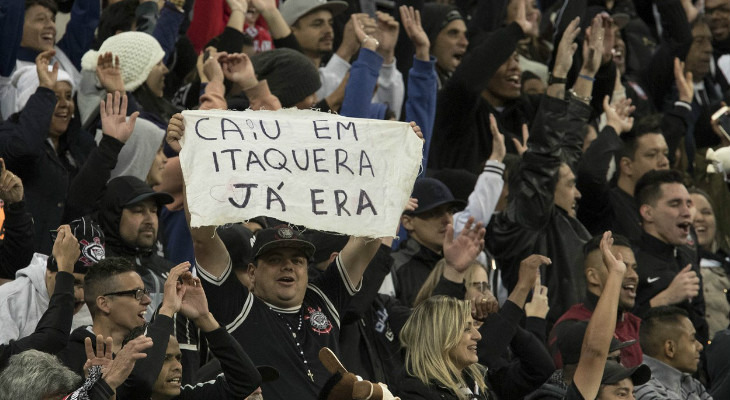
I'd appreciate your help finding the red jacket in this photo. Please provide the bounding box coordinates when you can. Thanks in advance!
[548,291,643,368]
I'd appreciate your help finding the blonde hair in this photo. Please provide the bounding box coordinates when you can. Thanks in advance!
[413,261,488,307]
[400,296,488,399]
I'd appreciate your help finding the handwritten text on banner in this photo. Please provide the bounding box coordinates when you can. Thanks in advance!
[180,109,422,238]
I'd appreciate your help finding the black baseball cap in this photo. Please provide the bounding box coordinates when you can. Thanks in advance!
[601,360,651,386]
[47,217,106,274]
[557,320,637,365]
[250,225,316,261]
[107,176,173,208]
[404,178,466,216]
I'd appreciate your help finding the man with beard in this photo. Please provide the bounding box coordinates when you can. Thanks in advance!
[0,218,104,345]
[633,169,709,345]
[549,234,644,368]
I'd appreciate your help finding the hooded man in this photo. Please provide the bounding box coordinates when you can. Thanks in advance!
[0,217,105,345]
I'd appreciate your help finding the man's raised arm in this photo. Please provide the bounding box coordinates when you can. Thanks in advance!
[167,113,231,279]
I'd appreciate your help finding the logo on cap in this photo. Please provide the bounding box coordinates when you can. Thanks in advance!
[277,227,294,239]
[79,238,105,266]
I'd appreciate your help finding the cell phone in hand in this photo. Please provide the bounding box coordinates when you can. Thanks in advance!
[711,106,730,143]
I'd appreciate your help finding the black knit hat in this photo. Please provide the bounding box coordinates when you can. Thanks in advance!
[421,3,464,48]
[251,48,321,108]
[47,217,106,274]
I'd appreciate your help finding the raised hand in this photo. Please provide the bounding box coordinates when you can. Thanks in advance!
[159,262,192,317]
[399,6,429,61]
[36,49,58,89]
[249,0,276,12]
[202,47,226,84]
[0,159,24,204]
[100,91,138,144]
[516,254,550,290]
[674,57,694,104]
[101,335,153,389]
[179,270,209,321]
[52,225,80,273]
[166,113,185,153]
[599,231,626,276]
[553,17,580,79]
[524,275,549,318]
[373,11,399,63]
[96,52,125,93]
[471,290,499,321]
[443,217,486,272]
[488,114,506,162]
[511,124,530,156]
[603,96,635,135]
[222,52,258,90]
[512,0,534,36]
[581,15,605,76]
[410,121,424,141]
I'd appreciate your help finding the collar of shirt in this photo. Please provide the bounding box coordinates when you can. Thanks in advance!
[642,355,690,395]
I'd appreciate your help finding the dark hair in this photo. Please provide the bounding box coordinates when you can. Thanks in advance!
[84,257,137,316]
[95,0,139,50]
[639,306,689,356]
[621,114,663,161]
[521,70,541,82]
[25,0,58,14]
[634,169,684,209]
[583,233,632,257]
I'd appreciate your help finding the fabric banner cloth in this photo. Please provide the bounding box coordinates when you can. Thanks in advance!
[180,109,422,238]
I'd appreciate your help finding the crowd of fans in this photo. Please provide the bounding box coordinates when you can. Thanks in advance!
[0,0,730,398]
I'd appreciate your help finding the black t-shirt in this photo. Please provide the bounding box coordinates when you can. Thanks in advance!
[198,254,359,400]
[565,382,586,400]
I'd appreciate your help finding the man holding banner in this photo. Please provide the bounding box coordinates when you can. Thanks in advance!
[167,108,423,399]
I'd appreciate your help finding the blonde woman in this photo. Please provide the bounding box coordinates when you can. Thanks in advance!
[399,296,494,400]
[398,255,555,399]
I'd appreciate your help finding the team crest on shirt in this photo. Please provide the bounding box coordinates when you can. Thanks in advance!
[304,306,332,334]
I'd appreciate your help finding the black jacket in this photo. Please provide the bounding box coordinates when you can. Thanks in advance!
[397,370,496,400]
[488,96,592,326]
[339,245,410,387]
[634,232,709,344]
[392,238,442,307]
[0,200,34,280]
[428,22,532,174]
[0,271,75,368]
[0,87,95,254]
[576,98,690,243]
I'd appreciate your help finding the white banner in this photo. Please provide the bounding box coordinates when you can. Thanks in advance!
[180,109,422,238]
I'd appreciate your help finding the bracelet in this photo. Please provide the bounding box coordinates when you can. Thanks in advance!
[362,35,380,48]
[548,74,567,85]
[578,74,595,82]
[569,88,592,104]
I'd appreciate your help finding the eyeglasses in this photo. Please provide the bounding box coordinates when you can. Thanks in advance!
[102,288,150,301]
[469,281,491,294]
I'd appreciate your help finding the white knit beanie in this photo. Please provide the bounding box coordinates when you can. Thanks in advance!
[81,31,165,92]
[10,65,76,115]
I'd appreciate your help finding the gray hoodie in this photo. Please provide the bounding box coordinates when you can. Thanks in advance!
[0,253,91,344]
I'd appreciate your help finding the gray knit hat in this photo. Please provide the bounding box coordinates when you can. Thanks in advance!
[251,48,321,108]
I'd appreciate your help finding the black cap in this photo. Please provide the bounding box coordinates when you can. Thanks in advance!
[601,360,651,386]
[557,320,637,365]
[251,225,316,261]
[106,176,173,208]
[404,178,466,216]
[47,217,106,274]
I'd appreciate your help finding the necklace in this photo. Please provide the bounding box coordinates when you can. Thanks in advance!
[273,308,314,382]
